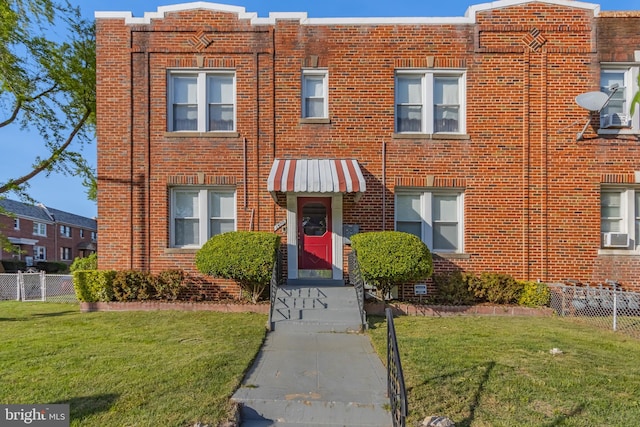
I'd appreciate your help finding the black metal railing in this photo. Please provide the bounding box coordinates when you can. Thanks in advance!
[268,249,283,330]
[348,251,367,330]
[386,307,408,427]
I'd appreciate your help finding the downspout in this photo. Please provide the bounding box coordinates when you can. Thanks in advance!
[382,140,387,230]
[130,51,135,270]
[523,50,530,281]
[147,50,151,271]
[541,48,548,281]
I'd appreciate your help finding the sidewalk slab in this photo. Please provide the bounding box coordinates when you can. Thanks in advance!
[232,327,391,426]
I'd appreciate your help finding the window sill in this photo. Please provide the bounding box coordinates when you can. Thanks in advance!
[433,252,470,260]
[597,128,640,136]
[597,248,640,256]
[299,118,330,124]
[164,247,200,254]
[393,133,470,140]
[164,131,240,138]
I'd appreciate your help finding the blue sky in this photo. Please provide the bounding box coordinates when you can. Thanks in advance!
[1,0,638,218]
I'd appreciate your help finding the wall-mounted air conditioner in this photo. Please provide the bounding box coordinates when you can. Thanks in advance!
[602,232,629,248]
[601,113,631,129]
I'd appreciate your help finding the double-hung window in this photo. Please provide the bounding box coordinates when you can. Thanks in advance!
[302,70,328,119]
[395,70,466,134]
[13,218,19,230]
[60,247,72,261]
[170,188,236,248]
[600,66,639,132]
[168,71,236,132]
[60,225,71,238]
[395,190,464,253]
[601,187,640,250]
[34,246,46,261]
[33,222,46,237]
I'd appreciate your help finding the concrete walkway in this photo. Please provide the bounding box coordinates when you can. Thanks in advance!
[232,284,391,427]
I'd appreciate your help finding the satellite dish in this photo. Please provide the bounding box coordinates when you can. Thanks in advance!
[575,91,610,112]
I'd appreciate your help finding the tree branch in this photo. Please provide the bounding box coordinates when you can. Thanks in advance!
[0,107,91,194]
[0,84,58,128]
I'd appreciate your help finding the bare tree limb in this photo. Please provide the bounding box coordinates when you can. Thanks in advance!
[0,108,91,194]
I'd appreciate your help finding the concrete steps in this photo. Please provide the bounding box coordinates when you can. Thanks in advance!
[233,283,390,427]
[270,284,364,333]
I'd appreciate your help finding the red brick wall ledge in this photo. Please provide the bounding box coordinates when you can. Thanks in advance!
[365,302,554,317]
[80,301,269,314]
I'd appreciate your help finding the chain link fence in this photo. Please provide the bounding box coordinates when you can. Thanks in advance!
[0,272,76,303]
[549,280,640,338]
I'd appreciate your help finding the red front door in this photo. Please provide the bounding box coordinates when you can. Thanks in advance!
[298,197,332,272]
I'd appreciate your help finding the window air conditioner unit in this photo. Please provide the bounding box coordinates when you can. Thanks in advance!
[601,113,631,129]
[602,232,629,248]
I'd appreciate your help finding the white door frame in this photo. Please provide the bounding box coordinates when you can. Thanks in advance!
[286,193,343,280]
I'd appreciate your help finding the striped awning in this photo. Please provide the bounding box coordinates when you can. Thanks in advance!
[267,159,366,198]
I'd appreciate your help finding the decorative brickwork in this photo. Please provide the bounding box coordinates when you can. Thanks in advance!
[96,2,640,296]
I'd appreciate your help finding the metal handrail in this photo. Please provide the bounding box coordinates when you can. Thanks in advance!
[348,251,367,330]
[268,249,283,330]
[386,307,408,427]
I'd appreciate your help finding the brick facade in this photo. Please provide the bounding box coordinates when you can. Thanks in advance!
[96,1,640,296]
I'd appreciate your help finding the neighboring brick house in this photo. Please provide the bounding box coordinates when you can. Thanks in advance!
[95,0,640,297]
[0,199,97,268]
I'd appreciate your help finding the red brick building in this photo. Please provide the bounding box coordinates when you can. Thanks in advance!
[95,1,640,296]
[0,199,97,269]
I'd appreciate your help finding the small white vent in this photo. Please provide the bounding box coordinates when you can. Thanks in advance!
[601,113,631,129]
[602,232,629,248]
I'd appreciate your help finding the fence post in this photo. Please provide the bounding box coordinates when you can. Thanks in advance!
[40,271,46,302]
[612,281,618,332]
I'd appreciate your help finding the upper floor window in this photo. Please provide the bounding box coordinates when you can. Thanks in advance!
[302,70,328,119]
[91,231,97,241]
[395,70,466,134]
[80,229,85,238]
[601,187,640,250]
[170,187,236,248]
[33,222,46,237]
[60,225,71,238]
[395,190,464,253]
[168,70,236,132]
[13,218,19,230]
[600,66,639,132]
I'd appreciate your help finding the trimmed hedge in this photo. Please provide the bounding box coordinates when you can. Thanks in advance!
[432,270,551,307]
[195,231,281,303]
[73,270,116,303]
[70,253,97,272]
[72,269,187,303]
[35,261,69,274]
[351,231,433,299]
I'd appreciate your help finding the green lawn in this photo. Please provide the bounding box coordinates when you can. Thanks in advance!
[368,315,640,427]
[0,302,267,426]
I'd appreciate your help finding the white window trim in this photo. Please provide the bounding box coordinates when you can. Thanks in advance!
[167,69,237,133]
[598,64,640,135]
[170,187,237,248]
[60,247,72,261]
[13,218,20,230]
[34,246,46,261]
[395,69,466,135]
[60,225,71,238]
[600,186,640,253]
[301,69,329,119]
[394,189,465,253]
[33,222,47,237]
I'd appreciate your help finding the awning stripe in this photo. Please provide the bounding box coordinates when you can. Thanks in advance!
[267,158,366,195]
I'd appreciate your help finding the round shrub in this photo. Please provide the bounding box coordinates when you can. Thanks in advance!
[195,231,281,303]
[350,231,433,299]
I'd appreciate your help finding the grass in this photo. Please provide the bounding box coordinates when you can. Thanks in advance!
[368,315,640,427]
[0,302,267,426]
